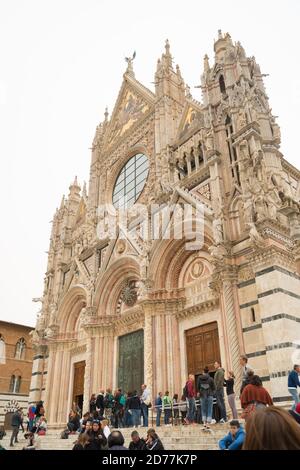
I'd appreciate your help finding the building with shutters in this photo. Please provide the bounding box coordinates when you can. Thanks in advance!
[0,320,33,428]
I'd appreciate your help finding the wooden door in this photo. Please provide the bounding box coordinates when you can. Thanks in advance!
[118,330,144,393]
[185,322,220,375]
[72,360,85,408]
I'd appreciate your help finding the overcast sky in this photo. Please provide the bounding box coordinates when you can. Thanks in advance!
[0,0,299,327]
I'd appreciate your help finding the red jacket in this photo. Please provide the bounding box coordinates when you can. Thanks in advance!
[241,384,273,409]
[186,380,196,398]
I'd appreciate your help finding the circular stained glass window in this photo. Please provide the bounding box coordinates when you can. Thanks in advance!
[112,153,149,209]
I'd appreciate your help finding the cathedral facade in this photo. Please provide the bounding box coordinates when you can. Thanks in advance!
[29,32,300,427]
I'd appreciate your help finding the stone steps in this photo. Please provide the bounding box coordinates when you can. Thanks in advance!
[1,424,226,450]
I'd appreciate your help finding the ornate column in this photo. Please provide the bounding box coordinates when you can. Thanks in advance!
[142,302,153,399]
[212,266,244,391]
[83,336,93,414]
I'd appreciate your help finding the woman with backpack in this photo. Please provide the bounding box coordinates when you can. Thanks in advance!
[224,371,238,419]
[197,366,215,430]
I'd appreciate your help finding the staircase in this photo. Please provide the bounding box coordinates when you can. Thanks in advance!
[1,424,227,450]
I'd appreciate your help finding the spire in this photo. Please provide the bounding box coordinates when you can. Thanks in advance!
[104,106,109,122]
[82,181,87,199]
[162,39,173,68]
[185,83,192,99]
[59,195,65,210]
[203,54,210,73]
[69,176,81,198]
[165,39,171,56]
[214,30,230,62]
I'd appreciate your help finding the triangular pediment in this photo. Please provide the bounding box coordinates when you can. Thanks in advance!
[176,101,205,141]
[105,73,155,148]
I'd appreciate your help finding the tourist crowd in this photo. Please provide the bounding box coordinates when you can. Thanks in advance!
[3,357,300,450]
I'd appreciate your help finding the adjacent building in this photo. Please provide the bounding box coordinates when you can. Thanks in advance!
[0,320,33,428]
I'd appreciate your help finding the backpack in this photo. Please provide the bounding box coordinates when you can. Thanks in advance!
[103,394,113,408]
[60,429,69,439]
[119,395,126,407]
[183,384,188,398]
[200,383,210,390]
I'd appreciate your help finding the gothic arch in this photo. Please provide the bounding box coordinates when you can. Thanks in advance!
[228,195,246,239]
[94,256,141,316]
[57,286,87,334]
[149,229,214,290]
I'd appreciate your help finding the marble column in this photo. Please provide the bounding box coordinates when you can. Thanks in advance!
[83,337,93,414]
[219,270,244,391]
[144,310,153,399]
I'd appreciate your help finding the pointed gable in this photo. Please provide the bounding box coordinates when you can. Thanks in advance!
[105,73,155,148]
[176,100,205,141]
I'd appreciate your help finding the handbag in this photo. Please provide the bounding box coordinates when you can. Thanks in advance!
[241,402,256,420]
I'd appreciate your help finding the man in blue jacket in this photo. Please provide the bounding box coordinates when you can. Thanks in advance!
[219,420,245,450]
[288,365,300,410]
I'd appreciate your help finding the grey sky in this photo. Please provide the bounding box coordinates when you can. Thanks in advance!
[0,0,299,327]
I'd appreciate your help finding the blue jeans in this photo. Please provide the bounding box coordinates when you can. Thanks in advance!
[124,409,133,427]
[215,389,227,421]
[141,403,148,427]
[187,398,196,422]
[200,396,213,423]
[164,408,171,425]
[156,407,162,427]
[288,388,300,411]
[131,409,141,427]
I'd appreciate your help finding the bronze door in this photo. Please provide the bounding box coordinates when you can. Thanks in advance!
[118,330,144,394]
[72,360,85,410]
[185,322,220,375]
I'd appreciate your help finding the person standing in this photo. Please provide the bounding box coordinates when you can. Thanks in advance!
[89,394,97,414]
[10,409,23,447]
[185,374,196,424]
[288,365,300,411]
[103,388,114,423]
[155,392,163,427]
[140,384,151,427]
[96,390,105,417]
[172,394,180,425]
[240,355,253,393]
[224,371,238,419]
[214,361,227,423]
[127,390,141,427]
[163,391,172,425]
[197,366,215,429]
[179,395,187,424]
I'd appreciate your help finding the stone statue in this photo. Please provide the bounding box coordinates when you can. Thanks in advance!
[237,109,247,130]
[86,278,95,308]
[243,192,255,224]
[208,244,227,263]
[212,214,224,245]
[204,128,214,152]
[247,222,265,249]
